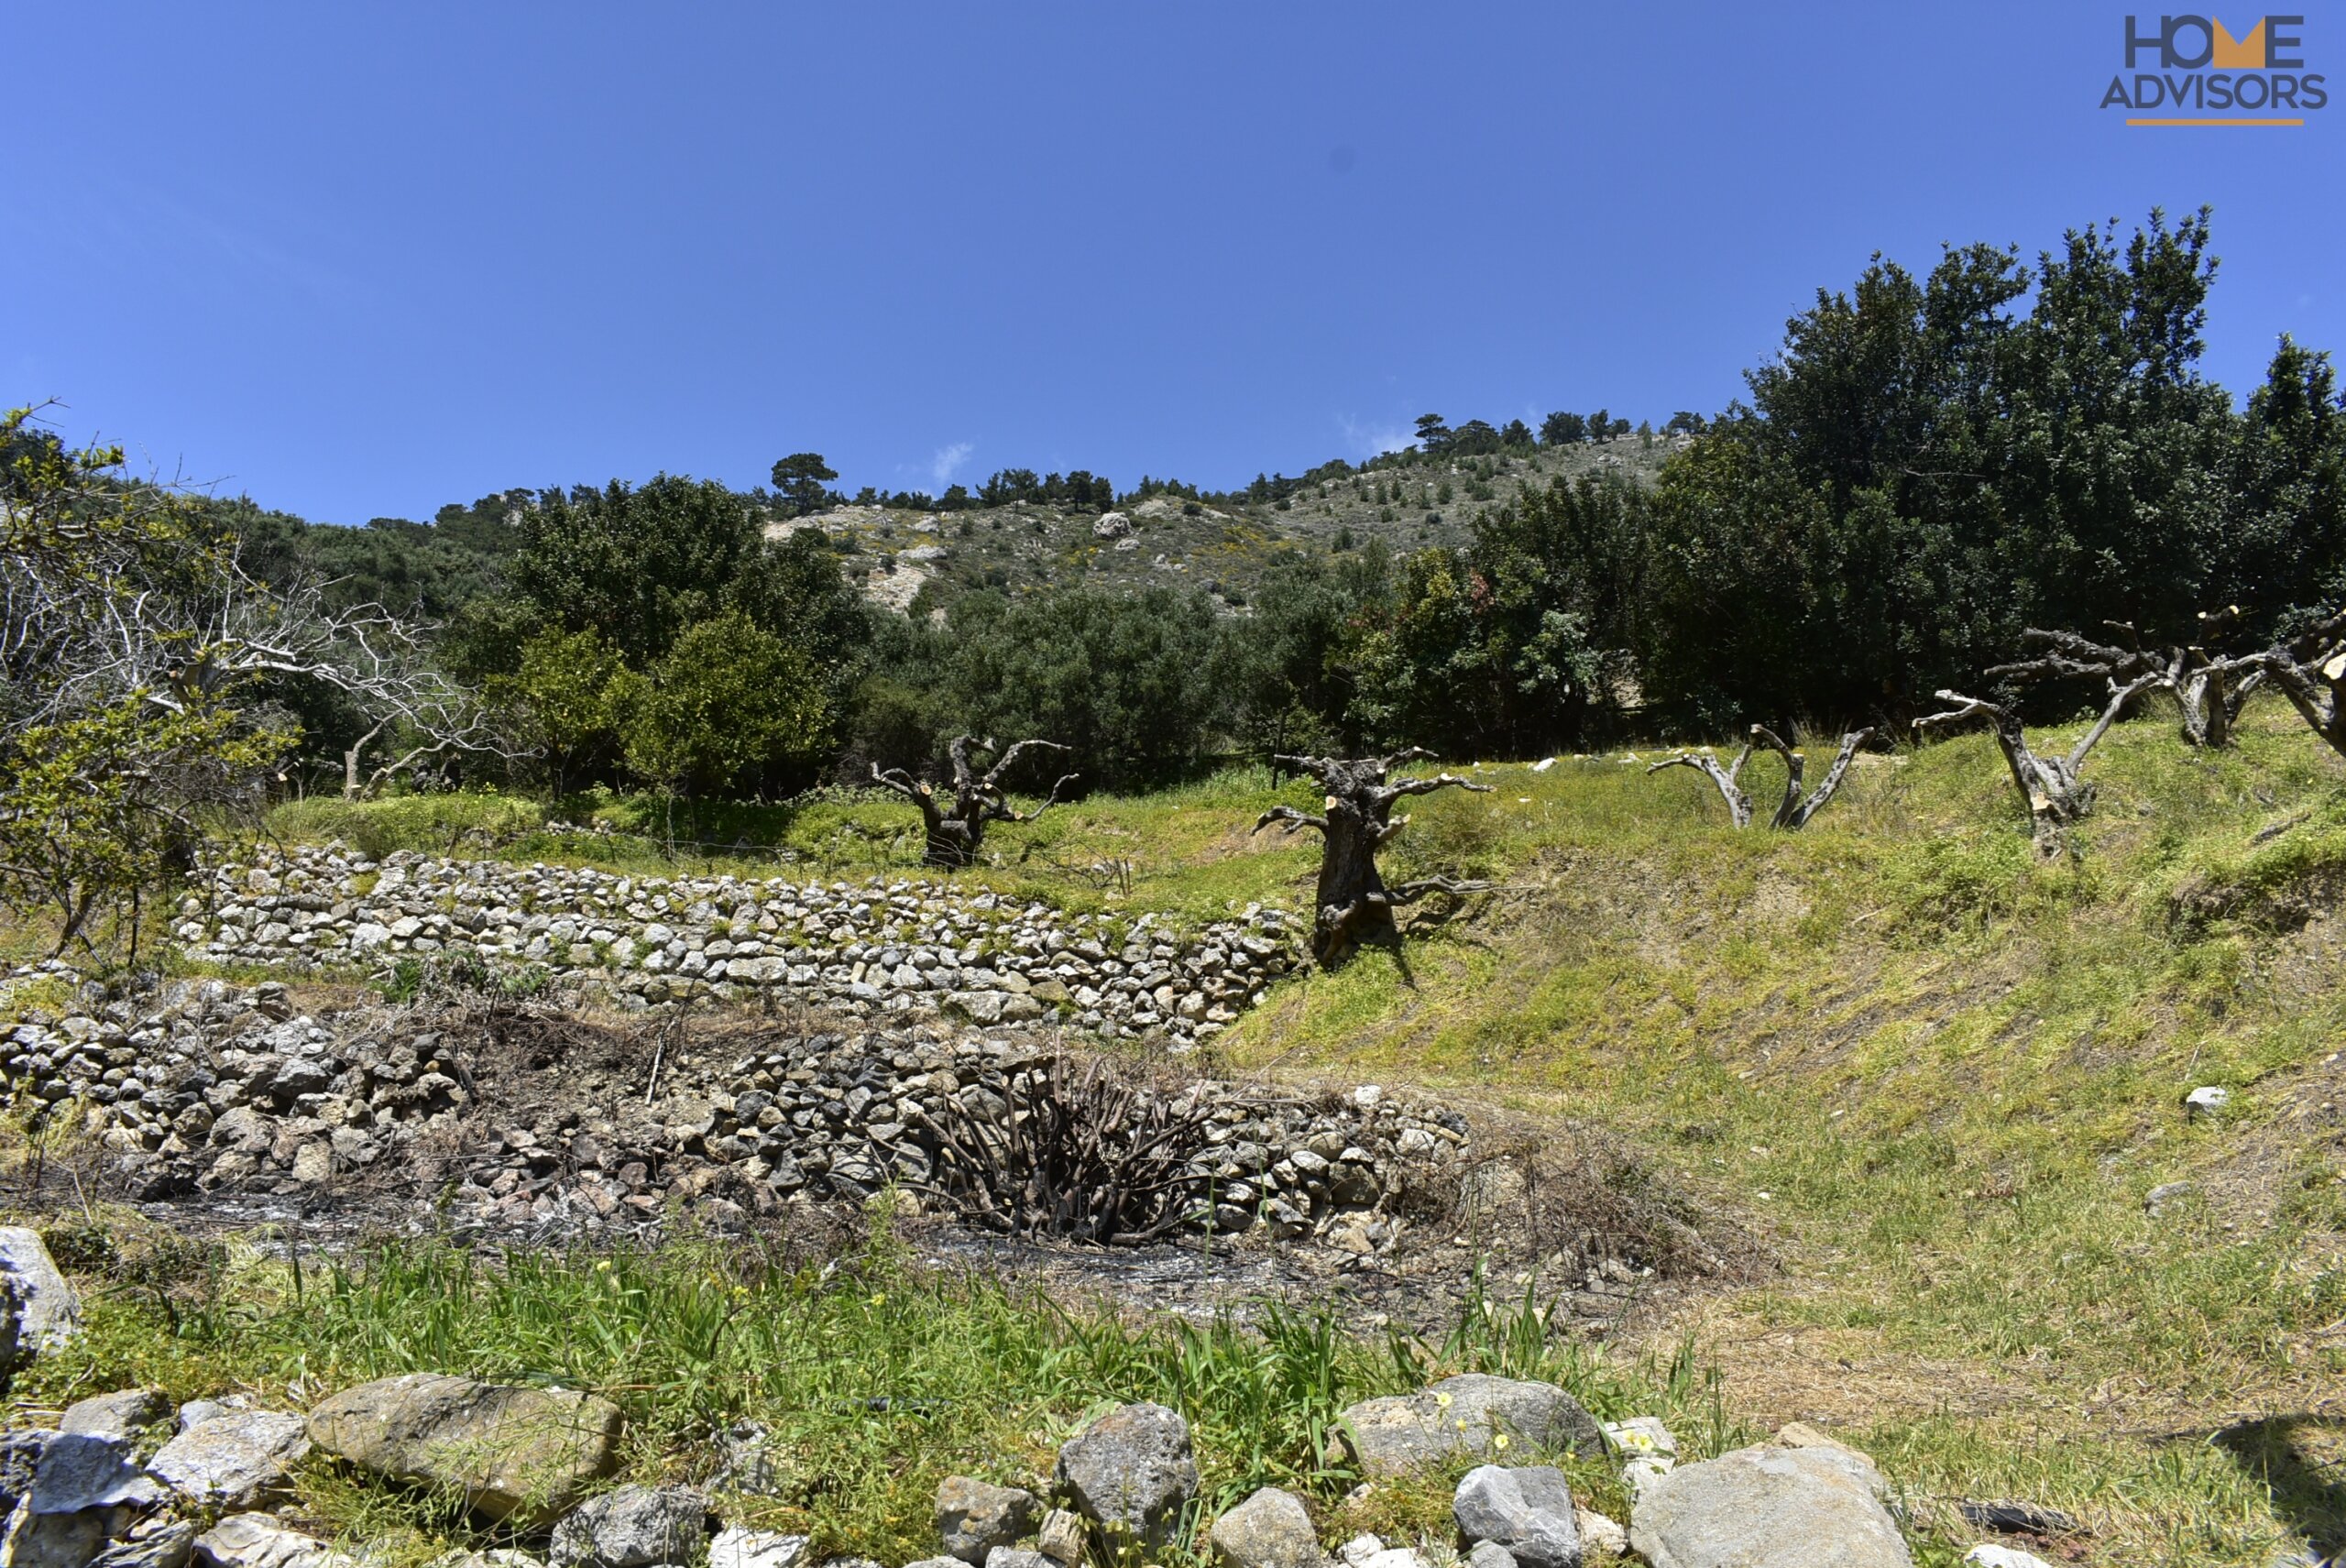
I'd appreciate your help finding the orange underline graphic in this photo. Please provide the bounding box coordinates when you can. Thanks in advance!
[2126,116,2304,126]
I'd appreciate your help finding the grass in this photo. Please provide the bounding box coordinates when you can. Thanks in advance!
[20,1213,1747,1566]
[176,702,2346,1562]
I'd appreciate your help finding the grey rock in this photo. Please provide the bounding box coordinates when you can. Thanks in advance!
[1207,1486,1319,1568]
[427,1553,545,1568]
[1571,1510,1625,1560]
[1629,1441,1910,1568]
[306,1372,622,1526]
[0,1276,21,1383]
[148,1410,311,1508]
[1034,1509,1085,1566]
[60,1390,170,1442]
[712,1423,788,1497]
[5,1507,125,1568]
[27,1432,164,1511]
[936,1476,1037,1564]
[981,1553,1054,1568]
[1453,1466,1581,1568]
[0,1228,82,1349]
[1353,1551,1427,1568]
[1332,1376,1606,1475]
[0,1429,50,1517]
[1601,1416,1675,1497]
[1464,1544,1516,1568]
[1053,1402,1199,1547]
[706,1529,807,1568]
[92,1519,199,1568]
[193,1514,361,1568]
[2144,1181,2197,1217]
[550,1485,709,1568]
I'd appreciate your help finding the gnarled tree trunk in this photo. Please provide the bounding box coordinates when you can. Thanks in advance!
[1253,748,1493,965]
[2224,608,2346,760]
[871,736,1078,869]
[1913,675,2158,855]
[1648,724,1873,829]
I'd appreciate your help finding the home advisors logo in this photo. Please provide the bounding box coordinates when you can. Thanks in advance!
[2102,14,2327,123]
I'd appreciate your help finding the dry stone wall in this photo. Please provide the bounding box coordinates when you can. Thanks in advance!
[179,846,1299,1047]
[4,974,1469,1250]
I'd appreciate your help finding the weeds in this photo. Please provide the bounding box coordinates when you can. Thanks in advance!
[17,1222,1729,1565]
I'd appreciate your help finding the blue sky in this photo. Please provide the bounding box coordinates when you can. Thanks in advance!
[5,3,2339,524]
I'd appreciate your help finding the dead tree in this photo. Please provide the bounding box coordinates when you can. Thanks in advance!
[1647,725,1874,829]
[1913,674,2161,853]
[869,735,1078,869]
[1253,748,1493,965]
[1984,613,2264,749]
[2222,607,2346,761]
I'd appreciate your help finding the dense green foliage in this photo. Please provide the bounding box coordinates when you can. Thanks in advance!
[1638,210,2346,727]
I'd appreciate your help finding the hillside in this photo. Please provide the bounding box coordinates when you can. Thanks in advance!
[223,702,2346,1566]
[771,435,1683,614]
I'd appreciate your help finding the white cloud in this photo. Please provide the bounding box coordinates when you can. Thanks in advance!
[1337,414,1412,457]
[927,441,975,488]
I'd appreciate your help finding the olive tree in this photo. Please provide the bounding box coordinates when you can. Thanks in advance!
[1252,749,1491,965]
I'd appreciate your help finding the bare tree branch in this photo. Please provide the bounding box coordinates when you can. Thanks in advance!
[1648,724,1871,830]
[2220,607,2346,761]
[874,737,1078,867]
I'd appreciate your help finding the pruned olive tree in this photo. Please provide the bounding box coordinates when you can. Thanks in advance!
[1252,749,1493,966]
[2223,606,2346,761]
[870,735,1078,869]
[1983,614,2264,750]
[1646,725,1874,829]
[1913,674,2162,854]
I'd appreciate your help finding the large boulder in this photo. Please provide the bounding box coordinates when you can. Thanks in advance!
[548,1484,709,1568]
[1332,1376,1605,1475]
[0,1229,82,1350]
[1207,1486,1319,1568]
[1628,1437,1910,1568]
[305,1374,622,1525]
[1053,1403,1199,1548]
[936,1477,1037,1564]
[1452,1466,1581,1568]
[148,1410,311,1508]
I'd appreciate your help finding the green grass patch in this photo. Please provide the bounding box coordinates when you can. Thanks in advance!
[268,795,546,861]
[29,1221,1757,1565]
